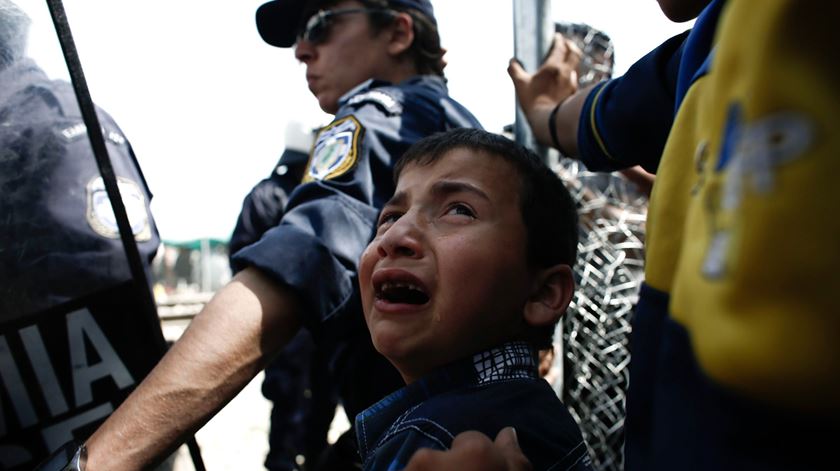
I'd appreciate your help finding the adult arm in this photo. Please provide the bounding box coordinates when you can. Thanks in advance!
[85,267,303,470]
[510,31,690,173]
[507,33,586,155]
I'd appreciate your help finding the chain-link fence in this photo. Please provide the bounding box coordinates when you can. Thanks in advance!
[548,23,645,471]
[554,160,646,471]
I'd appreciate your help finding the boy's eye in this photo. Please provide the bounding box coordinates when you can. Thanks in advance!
[377,211,401,228]
[444,203,475,219]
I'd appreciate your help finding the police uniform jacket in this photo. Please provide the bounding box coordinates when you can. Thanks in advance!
[228,148,309,266]
[0,59,159,322]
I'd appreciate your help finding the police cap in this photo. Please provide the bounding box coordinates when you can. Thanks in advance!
[256,0,436,48]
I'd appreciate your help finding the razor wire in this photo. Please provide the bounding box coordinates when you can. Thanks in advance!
[546,23,643,471]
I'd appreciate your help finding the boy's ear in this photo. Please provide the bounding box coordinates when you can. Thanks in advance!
[523,264,574,328]
[386,12,415,56]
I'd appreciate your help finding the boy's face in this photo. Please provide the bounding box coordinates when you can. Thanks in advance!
[294,0,396,114]
[359,148,535,383]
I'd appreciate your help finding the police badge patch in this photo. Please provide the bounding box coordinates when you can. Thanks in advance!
[304,115,363,182]
[86,177,152,241]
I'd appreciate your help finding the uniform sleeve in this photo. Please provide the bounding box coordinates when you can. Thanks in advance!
[228,149,309,268]
[576,31,688,173]
[231,99,409,338]
[671,0,840,413]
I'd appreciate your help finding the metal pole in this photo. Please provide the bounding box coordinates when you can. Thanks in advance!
[45,2,205,468]
[512,0,564,393]
[512,0,554,160]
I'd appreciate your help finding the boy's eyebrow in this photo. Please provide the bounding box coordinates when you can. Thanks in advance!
[430,180,491,202]
[383,191,407,209]
[383,180,490,208]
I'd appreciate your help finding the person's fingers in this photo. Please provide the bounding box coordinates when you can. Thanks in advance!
[494,427,533,470]
[407,431,502,470]
[508,57,529,83]
[449,430,498,452]
[546,33,571,62]
[404,447,446,470]
[494,427,521,449]
[564,38,583,67]
[405,429,533,471]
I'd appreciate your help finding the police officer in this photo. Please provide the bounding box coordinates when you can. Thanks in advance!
[63,1,482,469]
[0,0,159,322]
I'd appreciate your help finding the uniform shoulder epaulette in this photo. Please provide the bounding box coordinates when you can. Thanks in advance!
[345,87,403,116]
[55,121,128,146]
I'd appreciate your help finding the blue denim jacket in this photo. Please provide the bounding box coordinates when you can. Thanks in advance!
[355,342,593,470]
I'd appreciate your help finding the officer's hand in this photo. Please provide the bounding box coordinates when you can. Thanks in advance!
[404,427,533,471]
[508,33,581,119]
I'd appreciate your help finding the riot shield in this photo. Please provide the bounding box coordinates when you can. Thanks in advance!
[0,1,200,468]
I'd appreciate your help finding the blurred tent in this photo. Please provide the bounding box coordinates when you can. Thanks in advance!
[153,238,231,298]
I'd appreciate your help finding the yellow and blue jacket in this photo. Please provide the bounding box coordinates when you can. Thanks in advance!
[578,1,840,469]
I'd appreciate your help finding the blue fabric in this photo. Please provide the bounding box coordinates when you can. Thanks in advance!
[627,283,836,470]
[674,0,727,111]
[576,31,689,173]
[356,342,593,471]
[577,0,726,173]
[228,148,309,268]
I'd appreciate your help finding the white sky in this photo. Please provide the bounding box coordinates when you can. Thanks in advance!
[19,0,693,242]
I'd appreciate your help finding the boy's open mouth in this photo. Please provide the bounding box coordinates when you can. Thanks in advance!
[376,281,430,305]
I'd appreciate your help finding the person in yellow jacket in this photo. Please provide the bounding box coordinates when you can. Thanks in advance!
[403,1,840,470]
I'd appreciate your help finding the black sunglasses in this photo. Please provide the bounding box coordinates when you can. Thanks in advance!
[297,7,395,45]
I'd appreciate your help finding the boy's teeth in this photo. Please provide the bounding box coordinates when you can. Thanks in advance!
[383,281,422,292]
[378,280,430,305]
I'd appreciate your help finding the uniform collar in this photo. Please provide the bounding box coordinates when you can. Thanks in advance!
[355,341,539,461]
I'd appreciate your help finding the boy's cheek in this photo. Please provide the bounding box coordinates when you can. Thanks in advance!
[358,246,377,286]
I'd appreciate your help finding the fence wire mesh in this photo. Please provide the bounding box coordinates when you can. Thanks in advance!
[554,160,647,471]
[547,22,645,471]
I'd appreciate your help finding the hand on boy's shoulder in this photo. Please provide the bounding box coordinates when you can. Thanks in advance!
[404,427,532,471]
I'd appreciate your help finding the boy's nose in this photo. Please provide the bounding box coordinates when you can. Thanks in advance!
[377,217,423,259]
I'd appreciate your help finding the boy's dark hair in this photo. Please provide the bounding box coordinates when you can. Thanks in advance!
[395,128,579,348]
[303,0,444,77]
